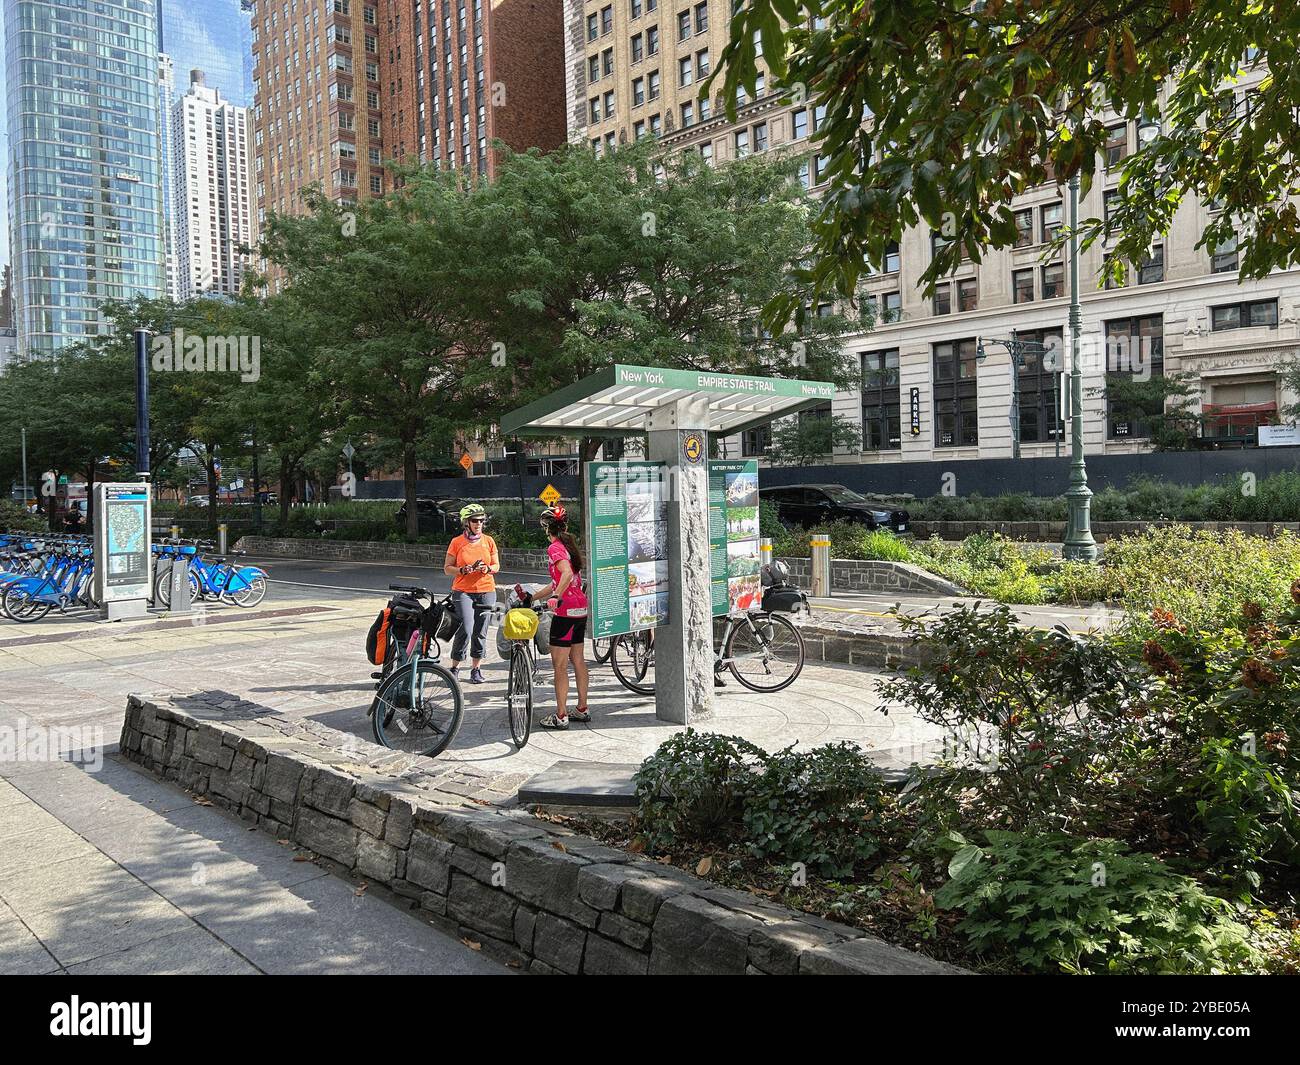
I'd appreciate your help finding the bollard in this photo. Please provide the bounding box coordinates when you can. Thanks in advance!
[218,523,228,555]
[170,524,180,540]
[760,537,773,572]
[810,531,832,598]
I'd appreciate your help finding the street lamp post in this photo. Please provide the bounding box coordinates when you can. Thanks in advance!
[133,327,152,482]
[1062,174,1098,561]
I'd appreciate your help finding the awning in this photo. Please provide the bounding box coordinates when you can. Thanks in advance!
[500,364,836,438]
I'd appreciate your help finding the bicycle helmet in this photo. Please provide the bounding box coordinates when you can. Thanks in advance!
[459,503,488,525]
[540,504,567,526]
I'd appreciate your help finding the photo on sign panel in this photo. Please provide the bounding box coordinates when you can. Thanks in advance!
[727,538,761,576]
[630,591,669,628]
[726,505,759,541]
[626,492,655,525]
[628,560,668,597]
[729,572,762,613]
[627,521,668,564]
[725,471,759,508]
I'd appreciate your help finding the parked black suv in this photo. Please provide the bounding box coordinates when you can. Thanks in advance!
[760,483,910,533]
[394,497,457,535]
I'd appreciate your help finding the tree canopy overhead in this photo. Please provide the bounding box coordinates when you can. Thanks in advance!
[716,0,1298,322]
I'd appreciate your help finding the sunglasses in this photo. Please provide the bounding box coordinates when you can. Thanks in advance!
[466,517,485,522]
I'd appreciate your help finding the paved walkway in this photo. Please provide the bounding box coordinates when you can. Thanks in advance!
[0,754,502,975]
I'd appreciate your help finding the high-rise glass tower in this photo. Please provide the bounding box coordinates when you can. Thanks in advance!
[159,0,252,106]
[5,0,166,356]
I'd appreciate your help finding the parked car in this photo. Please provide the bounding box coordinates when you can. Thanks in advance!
[394,497,457,535]
[760,483,911,534]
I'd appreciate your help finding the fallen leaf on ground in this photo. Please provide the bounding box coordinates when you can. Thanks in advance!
[626,837,647,854]
[277,839,291,845]
[696,856,714,876]
[354,883,368,896]
[461,938,482,950]
[292,854,313,863]
[194,798,213,807]
[552,841,567,853]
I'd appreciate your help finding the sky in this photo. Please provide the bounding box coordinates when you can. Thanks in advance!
[0,0,254,272]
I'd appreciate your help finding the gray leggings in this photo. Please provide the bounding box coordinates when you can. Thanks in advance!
[451,590,493,661]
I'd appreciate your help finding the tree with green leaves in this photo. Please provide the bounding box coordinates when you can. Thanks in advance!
[461,141,859,467]
[1091,371,1200,450]
[259,179,496,539]
[767,410,862,465]
[715,1,1295,320]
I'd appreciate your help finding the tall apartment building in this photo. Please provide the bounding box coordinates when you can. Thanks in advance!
[377,0,566,178]
[160,0,256,107]
[158,54,180,301]
[251,0,566,290]
[170,69,257,298]
[4,0,167,357]
[563,4,1296,464]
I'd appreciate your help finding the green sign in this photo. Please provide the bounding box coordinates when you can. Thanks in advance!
[708,460,762,616]
[585,461,669,638]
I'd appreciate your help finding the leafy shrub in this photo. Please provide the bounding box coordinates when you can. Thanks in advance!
[0,501,45,533]
[883,604,1146,832]
[634,730,763,850]
[1105,526,1300,632]
[1046,559,1123,605]
[934,832,1259,974]
[743,743,891,877]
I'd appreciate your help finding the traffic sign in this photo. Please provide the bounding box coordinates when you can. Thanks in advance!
[341,441,355,461]
[459,453,473,472]
[539,483,561,506]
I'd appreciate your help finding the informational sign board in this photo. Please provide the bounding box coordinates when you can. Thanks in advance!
[93,482,152,606]
[708,460,762,616]
[585,461,669,638]
[1259,424,1300,447]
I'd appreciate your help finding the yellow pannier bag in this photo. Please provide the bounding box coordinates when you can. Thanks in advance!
[502,607,539,642]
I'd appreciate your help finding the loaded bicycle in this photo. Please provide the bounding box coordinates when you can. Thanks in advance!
[609,562,810,696]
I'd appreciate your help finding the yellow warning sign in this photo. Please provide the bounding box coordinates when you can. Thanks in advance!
[459,453,473,471]
[539,484,561,506]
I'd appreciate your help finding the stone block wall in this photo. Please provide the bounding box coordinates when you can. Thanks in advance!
[119,693,963,975]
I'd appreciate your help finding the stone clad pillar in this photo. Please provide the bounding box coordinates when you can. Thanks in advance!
[646,395,714,724]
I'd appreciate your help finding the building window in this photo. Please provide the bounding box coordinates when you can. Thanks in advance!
[604,90,615,119]
[1103,189,1122,234]
[631,33,644,62]
[649,112,661,136]
[1013,269,1034,303]
[647,25,659,54]
[797,159,810,189]
[588,55,600,82]
[792,108,808,140]
[680,101,694,127]
[1138,244,1164,284]
[648,70,660,99]
[695,1,708,32]
[735,128,749,157]
[1014,208,1034,248]
[958,278,978,311]
[1104,123,1128,169]
[587,13,598,40]
[631,0,642,16]
[701,141,713,165]
[1013,328,1063,445]
[933,340,979,447]
[742,425,771,456]
[632,77,645,106]
[602,5,613,34]
[677,9,691,38]
[753,121,768,152]
[881,291,901,321]
[679,56,693,86]
[1211,234,1238,273]
[1040,202,1062,244]
[1041,262,1064,299]
[1104,314,1164,438]
[1211,299,1278,331]
[602,49,614,76]
[883,241,900,273]
[932,283,951,316]
[861,349,901,450]
[696,50,709,78]
[697,95,709,120]
[634,119,646,139]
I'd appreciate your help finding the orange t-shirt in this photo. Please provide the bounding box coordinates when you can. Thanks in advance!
[446,534,499,593]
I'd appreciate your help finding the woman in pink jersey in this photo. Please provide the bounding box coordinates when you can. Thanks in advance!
[524,505,590,730]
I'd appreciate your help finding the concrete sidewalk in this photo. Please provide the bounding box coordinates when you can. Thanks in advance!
[0,753,504,975]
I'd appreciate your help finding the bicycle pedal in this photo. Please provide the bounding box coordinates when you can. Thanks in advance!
[370,671,383,680]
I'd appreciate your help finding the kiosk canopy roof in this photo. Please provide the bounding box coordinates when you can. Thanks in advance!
[500,364,836,438]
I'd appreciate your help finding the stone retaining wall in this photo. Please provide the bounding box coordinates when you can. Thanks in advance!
[119,692,962,975]
[778,557,966,597]
[909,519,1300,542]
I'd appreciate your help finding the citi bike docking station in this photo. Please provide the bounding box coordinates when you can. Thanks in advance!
[501,364,832,727]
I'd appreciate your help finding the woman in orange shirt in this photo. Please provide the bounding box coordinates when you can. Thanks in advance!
[443,503,500,683]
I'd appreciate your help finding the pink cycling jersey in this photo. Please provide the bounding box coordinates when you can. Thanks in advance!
[546,541,587,617]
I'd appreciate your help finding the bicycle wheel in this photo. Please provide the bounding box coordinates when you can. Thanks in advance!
[591,636,613,665]
[725,612,805,693]
[507,647,532,748]
[2,584,51,623]
[230,573,267,608]
[611,630,656,695]
[372,660,463,757]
